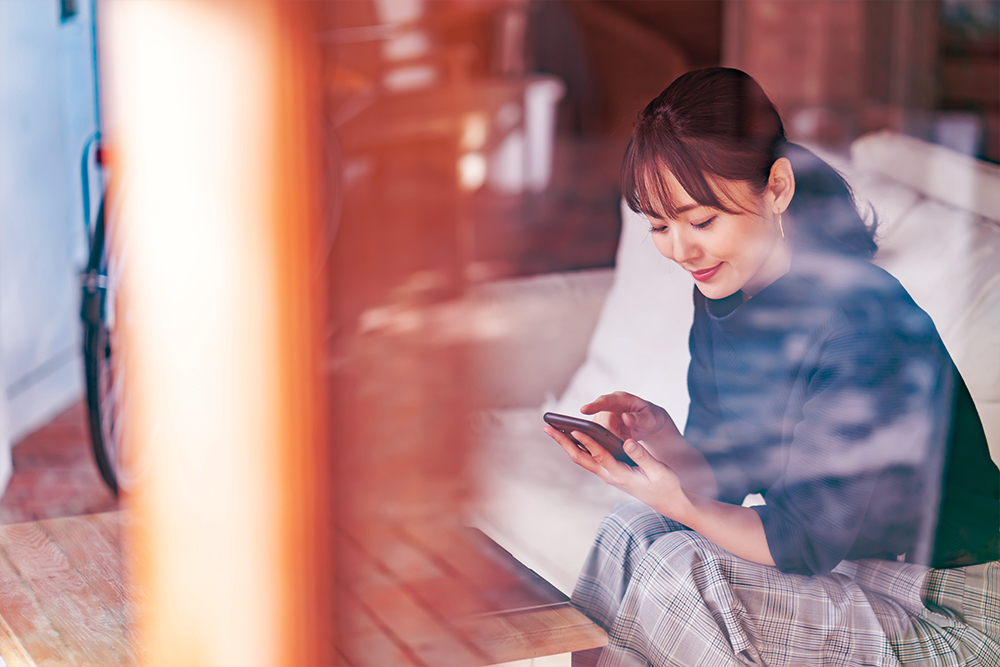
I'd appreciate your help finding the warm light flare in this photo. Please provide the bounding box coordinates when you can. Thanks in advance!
[102,1,299,664]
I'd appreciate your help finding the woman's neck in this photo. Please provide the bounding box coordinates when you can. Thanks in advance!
[741,240,792,300]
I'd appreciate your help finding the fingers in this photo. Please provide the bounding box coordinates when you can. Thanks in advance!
[580,391,642,415]
[591,411,624,436]
[622,438,647,466]
[543,426,624,478]
[543,426,602,475]
[582,392,666,436]
[621,438,681,495]
[582,391,657,417]
[570,430,616,469]
[620,407,664,436]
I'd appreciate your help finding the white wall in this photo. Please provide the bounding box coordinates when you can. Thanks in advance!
[0,0,97,471]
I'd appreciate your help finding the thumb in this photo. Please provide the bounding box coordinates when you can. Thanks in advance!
[623,438,651,467]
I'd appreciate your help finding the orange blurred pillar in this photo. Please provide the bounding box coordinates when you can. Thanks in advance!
[101,1,331,664]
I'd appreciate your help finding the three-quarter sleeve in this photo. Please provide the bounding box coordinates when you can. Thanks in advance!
[751,322,947,575]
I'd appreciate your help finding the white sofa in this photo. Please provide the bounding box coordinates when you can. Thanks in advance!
[469,131,1000,595]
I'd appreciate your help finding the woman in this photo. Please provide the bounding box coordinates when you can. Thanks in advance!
[543,68,999,666]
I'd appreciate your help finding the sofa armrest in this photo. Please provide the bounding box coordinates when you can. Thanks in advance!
[470,269,614,409]
[851,130,1000,224]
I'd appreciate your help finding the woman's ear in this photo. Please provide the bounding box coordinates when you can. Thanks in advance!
[767,157,795,214]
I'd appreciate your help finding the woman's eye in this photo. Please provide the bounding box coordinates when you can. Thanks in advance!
[648,224,668,234]
[693,216,716,230]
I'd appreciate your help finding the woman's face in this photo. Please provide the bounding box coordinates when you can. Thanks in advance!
[646,171,790,300]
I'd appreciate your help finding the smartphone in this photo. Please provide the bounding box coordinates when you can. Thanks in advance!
[542,412,638,466]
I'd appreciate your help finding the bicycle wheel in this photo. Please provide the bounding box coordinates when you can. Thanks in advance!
[81,197,138,496]
[83,294,119,495]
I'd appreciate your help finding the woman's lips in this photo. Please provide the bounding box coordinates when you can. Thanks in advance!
[690,263,722,281]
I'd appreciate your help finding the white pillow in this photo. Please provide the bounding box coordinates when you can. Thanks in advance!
[874,198,1000,460]
[851,130,1000,224]
[551,201,694,428]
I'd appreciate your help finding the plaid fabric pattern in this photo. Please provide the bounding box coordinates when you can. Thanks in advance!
[571,501,1000,667]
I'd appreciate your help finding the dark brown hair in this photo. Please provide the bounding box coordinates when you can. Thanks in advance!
[622,68,877,258]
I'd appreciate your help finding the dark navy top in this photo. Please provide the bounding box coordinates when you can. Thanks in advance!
[683,252,1000,575]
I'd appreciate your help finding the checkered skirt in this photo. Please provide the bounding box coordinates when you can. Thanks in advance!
[571,500,999,667]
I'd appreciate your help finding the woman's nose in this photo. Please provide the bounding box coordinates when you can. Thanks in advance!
[671,230,699,264]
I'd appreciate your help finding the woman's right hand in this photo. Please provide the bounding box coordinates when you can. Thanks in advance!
[581,391,682,445]
[580,391,719,497]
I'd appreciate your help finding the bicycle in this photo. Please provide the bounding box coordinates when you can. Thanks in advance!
[80,135,135,496]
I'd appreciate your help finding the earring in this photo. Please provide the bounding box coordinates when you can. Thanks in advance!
[778,212,785,241]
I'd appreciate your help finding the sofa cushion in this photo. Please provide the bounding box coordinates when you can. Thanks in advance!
[874,198,1000,460]
[470,269,614,409]
[551,200,694,427]
[471,407,631,594]
[852,130,1000,224]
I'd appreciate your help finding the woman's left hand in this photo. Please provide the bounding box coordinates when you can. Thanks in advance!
[543,424,775,566]
[543,426,690,518]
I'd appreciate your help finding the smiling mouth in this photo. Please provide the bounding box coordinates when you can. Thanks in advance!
[690,264,722,281]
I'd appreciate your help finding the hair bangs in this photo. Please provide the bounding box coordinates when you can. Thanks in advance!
[623,133,746,221]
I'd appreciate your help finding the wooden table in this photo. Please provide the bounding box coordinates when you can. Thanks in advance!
[0,512,606,666]
[338,520,607,665]
[0,512,135,667]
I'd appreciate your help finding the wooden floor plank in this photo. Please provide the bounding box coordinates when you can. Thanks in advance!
[334,647,355,666]
[463,528,568,605]
[100,511,150,620]
[402,522,565,612]
[363,523,495,619]
[0,608,39,667]
[0,521,135,666]
[89,511,123,548]
[338,584,422,667]
[341,522,608,665]
[339,536,488,666]
[399,523,520,603]
[0,542,75,667]
[38,514,134,645]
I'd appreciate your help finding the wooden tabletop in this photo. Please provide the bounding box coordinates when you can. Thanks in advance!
[0,511,135,667]
[338,519,607,665]
[0,511,605,666]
